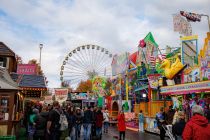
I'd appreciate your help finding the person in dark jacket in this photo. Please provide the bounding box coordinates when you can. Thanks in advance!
[172,111,186,140]
[75,108,83,139]
[156,107,167,140]
[166,105,175,125]
[83,106,94,140]
[46,101,61,140]
[182,105,210,140]
[95,109,104,139]
[67,106,76,140]
[33,110,48,140]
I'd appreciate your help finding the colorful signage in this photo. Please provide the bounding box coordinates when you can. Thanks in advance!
[70,92,88,100]
[184,68,200,83]
[201,56,210,80]
[17,64,37,75]
[147,74,161,89]
[160,81,210,95]
[92,77,107,97]
[55,88,68,103]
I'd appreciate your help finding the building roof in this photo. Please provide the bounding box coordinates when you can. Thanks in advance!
[0,42,15,57]
[0,67,18,89]
[10,73,47,89]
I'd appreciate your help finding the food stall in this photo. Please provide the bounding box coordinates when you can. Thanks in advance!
[0,67,18,135]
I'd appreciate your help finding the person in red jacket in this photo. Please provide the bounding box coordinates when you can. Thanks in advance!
[95,109,104,139]
[182,105,210,140]
[118,110,126,140]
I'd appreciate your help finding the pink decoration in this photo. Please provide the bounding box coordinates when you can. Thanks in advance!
[139,39,146,48]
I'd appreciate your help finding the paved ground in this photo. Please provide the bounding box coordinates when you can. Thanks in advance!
[17,125,168,140]
[100,126,161,140]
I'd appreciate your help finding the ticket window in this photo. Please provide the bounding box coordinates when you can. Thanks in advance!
[0,96,10,121]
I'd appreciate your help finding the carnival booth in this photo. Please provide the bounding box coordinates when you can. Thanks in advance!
[69,92,97,108]
[0,67,19,135]
[160,32,210,121]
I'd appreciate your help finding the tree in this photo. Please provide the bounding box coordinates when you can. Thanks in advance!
[76,80,92,92]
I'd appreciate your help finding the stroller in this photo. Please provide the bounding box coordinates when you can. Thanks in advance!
[162,125,175,140]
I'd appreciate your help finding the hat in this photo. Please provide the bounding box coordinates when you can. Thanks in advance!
[192,105,204,116]
[33,108,39,114]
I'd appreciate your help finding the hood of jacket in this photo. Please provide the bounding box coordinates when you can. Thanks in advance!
[191,114,208,127]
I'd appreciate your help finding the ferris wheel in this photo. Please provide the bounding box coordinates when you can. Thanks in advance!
[60,44,113,89]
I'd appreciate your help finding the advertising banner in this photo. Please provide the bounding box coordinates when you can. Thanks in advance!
[17,64,37,75]
[55,88,68,103]
[201,56,210,80]
[44,95,53,104]
[160,81,210,95]
[147,74,161,89]
[173,14,192,36]
[111,53,129,76]
[70,92,88,100]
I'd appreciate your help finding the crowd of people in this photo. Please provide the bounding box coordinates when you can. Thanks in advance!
[155,104,210,140]
[23,101,110,140]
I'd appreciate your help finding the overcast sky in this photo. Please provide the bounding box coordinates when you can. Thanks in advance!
[0,0,209,88]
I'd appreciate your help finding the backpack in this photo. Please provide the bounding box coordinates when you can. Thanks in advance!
[59,113,68,131]
[54,109,68,131]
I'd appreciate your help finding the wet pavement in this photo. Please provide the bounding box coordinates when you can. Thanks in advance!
[101,125,161,140]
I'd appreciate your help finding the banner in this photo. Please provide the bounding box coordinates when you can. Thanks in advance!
[201,57,210,80]
[55,88,68,103]
[44,95,53,104]
[70,92,88,100]
[17,64,37,75]
[173,14,192,36]
[147,74,161,89]
[111,53,129,76]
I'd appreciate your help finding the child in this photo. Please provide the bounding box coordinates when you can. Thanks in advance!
[138,110,144,132]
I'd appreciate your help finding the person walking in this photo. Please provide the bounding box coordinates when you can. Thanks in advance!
[75,108,83,140]
[46,101,61,140]
[118,110,126,140]
[172,111,186,140]
[95,108,104,139]
[138,110,144,132]
[83,106,94,140]
[166,105,175,125]
[33,109,48,140]
[182,105,210,140]
[67,106,76,140]
[103,109,109,133]
[156,107,167,140]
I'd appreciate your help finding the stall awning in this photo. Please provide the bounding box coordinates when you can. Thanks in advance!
[160,81,210,95]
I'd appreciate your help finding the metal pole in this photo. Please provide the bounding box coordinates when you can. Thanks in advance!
[39,44,43,66]
[200,14,210,32]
